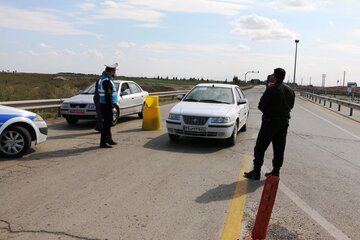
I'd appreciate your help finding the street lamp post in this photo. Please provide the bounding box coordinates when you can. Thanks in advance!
[245,70,259,82]
[293,39,299,84]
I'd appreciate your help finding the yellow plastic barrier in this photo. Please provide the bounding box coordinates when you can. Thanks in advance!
[142,96,161,130]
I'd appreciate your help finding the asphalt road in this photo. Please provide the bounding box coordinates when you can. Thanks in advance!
[0,86,359,240]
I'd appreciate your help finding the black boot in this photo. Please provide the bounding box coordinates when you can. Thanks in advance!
[265,170,280,177]
[243,170,260,180]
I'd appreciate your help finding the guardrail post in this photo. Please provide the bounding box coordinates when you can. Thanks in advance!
[350,108,353,116]
[319,99,321,104]
[338,104,341,111]
[330,102,332,108]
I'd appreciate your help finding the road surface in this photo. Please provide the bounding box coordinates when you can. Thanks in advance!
[0,86,359,240]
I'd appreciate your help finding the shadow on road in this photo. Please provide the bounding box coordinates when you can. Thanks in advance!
[144,133,228,154]
[47,131,99,140]
[195,179,265,203]
[22,146,99,161]
[268,223,302,240]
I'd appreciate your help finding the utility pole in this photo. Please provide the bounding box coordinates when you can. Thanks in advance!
[343,71,346,86]
[293,39,299,84]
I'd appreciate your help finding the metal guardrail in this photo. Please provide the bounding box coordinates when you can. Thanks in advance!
[300,92,360,116]
[0,86,253,111]
[0,90,190,111]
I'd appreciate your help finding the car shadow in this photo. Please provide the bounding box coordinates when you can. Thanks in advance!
[195,179,265,203]
[144,133,230,154]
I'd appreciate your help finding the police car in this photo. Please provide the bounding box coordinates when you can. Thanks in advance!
[0,105,48,158]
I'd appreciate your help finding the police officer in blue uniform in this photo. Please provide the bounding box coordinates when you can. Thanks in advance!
[98,63,118,148]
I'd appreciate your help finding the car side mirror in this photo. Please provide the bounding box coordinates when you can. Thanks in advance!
[79,90,84,94]
[238,99,247,105]
[177,95,184,101]
[122,90,129,96]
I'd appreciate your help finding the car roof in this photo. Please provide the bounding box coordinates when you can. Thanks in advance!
[195,83,237,88]
[113,80,135,84]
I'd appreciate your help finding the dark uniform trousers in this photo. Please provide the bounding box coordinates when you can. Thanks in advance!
[253,117,289,173]
[100,104,113,145]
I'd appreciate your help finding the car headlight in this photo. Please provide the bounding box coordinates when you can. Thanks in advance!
[61,103,70,109]
[34,114,44,121]
[168,113,181,121]
[210,117,230,123]
[88,104,96,110]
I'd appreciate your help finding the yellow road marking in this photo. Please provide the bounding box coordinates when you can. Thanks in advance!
[220,154,252,240]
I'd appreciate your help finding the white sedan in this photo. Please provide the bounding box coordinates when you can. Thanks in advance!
[60,80,149,125]
[0,105,48,158]
[166,83,249,146]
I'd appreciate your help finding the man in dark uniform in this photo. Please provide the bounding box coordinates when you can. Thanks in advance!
[98,63,118,148]
[244,68,295,180]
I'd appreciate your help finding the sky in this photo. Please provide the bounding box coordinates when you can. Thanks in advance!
[1,0,360,87]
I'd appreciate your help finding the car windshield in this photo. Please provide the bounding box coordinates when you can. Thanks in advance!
[81,82,120,94]
[183,86,234,104]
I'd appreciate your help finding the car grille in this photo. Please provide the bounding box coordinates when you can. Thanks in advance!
[70,104,87,108]
[183,115,208,125]
[174,129,217,137]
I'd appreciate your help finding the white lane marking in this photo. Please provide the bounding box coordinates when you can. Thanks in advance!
[298,105,360,140]
[262,166,351,240]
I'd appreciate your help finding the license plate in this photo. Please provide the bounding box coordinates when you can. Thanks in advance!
[69,109,85,114]
[184,125,206,132]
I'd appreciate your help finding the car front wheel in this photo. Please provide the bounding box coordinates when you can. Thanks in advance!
[66,118,79,125]
[138,103,145,119]
[112,105,120,126]
[226,123,238,146]
[0,126,32,158]
[168,134,180,142]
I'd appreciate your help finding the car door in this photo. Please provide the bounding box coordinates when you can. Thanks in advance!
[128,82,146,113]
[119,82,133,115]
[235,87,247,126]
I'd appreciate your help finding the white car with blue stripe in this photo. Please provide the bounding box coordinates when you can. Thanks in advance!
[0,105,48,158]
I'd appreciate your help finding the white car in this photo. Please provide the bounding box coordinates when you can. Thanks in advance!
[166,83,249,146]
[0,105,48,158]
[60,80,149,125]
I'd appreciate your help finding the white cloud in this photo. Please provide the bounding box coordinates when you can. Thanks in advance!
[117,42,137,48]
[94,2,163,23]
[270,0,317,11]
[82,0,252,26]
[143,43,176,52]
[0,5,94,35]
[126,0,250,16]
[40,43,50,49]
[231,14,297,40]
[86,49,104,59]
[183,44,248,53]
[48,50,60,57]
[28,50,40,56]
[62,49,77,56]
[78,2,96,11]
[322,42,360,53]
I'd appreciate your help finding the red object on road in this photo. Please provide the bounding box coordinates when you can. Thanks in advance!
[245,175,280,240]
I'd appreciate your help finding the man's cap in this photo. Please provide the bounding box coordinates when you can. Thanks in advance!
[105,63,118,69]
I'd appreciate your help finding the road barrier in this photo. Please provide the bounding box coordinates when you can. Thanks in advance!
[142,96,161,130]
[245,176,280,240]
[300,92,360,116]
[0,90,189,111]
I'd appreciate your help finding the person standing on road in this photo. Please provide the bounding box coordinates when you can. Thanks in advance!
[98,63,118,148]
[244,68,295,180]
[94,79,103,132]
